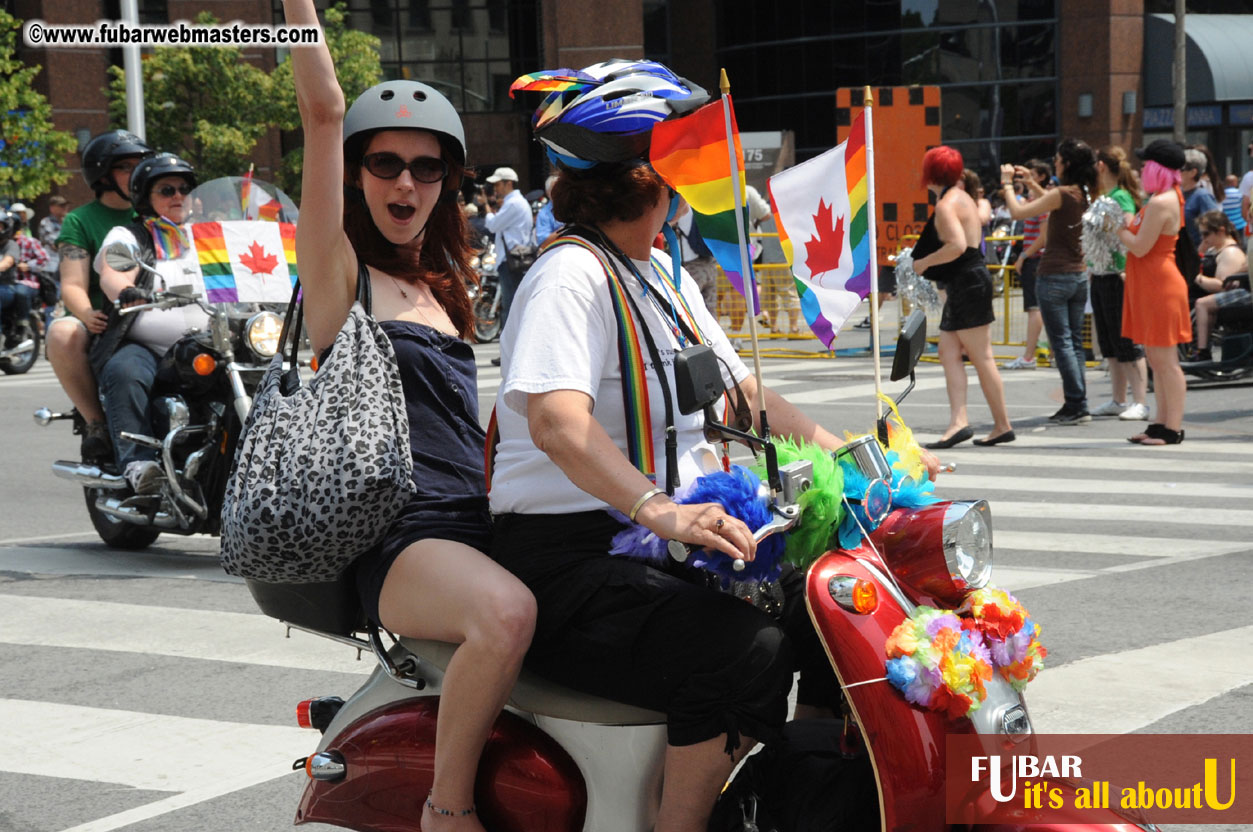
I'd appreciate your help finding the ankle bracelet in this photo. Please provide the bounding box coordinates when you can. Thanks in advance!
[426,792,476,817]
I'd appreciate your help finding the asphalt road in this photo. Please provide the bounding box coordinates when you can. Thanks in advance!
[1,331,1251,832]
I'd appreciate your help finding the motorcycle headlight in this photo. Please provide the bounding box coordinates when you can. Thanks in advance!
[942,500,993,591]
[245,311,283,358]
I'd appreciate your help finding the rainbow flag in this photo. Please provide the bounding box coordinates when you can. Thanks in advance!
[144,216,188,260]
[650,97,759,314]
[191,220,298,303]
[767,109,873,347]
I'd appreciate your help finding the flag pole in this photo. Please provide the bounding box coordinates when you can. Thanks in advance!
[863,86,883,421]
[720,68,769,436]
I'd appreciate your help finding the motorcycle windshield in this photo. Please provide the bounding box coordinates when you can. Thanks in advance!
[182,177,300,306]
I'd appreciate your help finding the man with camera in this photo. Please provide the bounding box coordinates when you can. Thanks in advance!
[484,166,535,343]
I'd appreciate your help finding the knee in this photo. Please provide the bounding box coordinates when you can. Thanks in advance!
[46,323,84,361]
[469,582,536,658]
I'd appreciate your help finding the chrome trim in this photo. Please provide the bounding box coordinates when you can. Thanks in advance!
[941,499,994,590]
[368,624,426,690]
[161,397,190,431]
[93,496,181,528]
[227,363,252,425]
[828,575,860,611]
[306,751,346,781]
[161,424,213,518]
[52,461,127,490]
[33,408,71,426]
[119,431,162,449]
[969,673,1031,739]
[244,311,283,358]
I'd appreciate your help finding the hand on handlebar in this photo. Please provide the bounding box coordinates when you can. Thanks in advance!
[637,499,757,562]
[118,287,152,307]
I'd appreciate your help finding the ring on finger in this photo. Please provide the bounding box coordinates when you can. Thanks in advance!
[715,517,725,530]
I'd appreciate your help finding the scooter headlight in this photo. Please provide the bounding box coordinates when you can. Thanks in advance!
[245,311,283,358]
[942,500,993,591]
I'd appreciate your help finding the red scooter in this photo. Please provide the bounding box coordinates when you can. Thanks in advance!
[244,314,1153,832]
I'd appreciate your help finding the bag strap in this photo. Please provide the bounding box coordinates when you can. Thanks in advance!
[277,259,373,369]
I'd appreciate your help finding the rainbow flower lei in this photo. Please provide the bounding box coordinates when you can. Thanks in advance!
[884,588,1046,719]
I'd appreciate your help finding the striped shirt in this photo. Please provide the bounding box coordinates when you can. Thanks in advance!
[1221,186,1246,234]
[1022,213,1047,258]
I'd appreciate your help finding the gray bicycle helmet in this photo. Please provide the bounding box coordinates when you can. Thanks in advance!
[81,130,153,196]
[130,153,197,217]
[343,80,466,169]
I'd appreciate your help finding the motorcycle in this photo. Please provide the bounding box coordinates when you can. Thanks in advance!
[0,286,41,375]
[245,312,1151,832]
[1179,271,1253,385]
[33,175,296,549]
[470,241,502,343]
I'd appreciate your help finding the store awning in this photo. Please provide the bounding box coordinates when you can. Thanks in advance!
[1144,14,1253,106]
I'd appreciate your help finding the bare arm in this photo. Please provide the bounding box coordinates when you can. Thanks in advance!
[58,244,108,333]
[99,260,140,302]
[0,254,12,271]
[1118,194,1172,259]
[998,185,1060,221]
[284,0,356,354]
[914,198,968,274]
[1197,245,1248,292]
[526,389,758,560]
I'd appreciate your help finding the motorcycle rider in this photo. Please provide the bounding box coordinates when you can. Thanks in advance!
[493,59,940,832]
[49,130,154,462]
[0,211,35,345]
[282,0,537,828]
[93,153,209,494]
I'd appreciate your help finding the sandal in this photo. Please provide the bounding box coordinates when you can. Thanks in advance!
[1138,423,1185,446]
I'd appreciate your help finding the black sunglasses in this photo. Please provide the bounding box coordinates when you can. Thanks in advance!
[362,153,448,184]
[154,183,193,198]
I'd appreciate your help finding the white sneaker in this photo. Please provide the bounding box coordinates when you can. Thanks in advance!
[1118,402,1150,421]
[1091,399,1127,417]
[124,460,165,495]
[1002,356,1036,370]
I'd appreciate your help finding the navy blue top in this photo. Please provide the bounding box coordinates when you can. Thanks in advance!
[377,319,487,504]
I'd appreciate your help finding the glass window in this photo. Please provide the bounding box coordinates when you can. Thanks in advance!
[643,0,670,64]
[902,25,1054,86]
[902,0,1056,28]
[940,81,1056,142]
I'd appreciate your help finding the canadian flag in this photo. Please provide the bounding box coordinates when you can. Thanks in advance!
[191,221,296,303]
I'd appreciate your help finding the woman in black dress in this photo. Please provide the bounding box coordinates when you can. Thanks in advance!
[913,146,1015,448]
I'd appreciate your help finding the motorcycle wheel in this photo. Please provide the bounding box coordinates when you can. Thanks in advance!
[84,488,161,550]
[473,289,501,343]
[0,315,41,375]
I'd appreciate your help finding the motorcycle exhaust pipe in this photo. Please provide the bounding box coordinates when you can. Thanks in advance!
[51,461,127,490]
[0,339,35,359]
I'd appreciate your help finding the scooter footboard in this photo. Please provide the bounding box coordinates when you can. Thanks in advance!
[297,698,587,832]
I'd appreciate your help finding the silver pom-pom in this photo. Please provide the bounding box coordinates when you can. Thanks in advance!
[1082,195,1127,275]
[891,246,941,311]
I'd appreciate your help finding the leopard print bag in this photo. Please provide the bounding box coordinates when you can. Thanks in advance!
[219,267,415,583]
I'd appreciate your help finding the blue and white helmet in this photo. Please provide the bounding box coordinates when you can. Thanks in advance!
[510,59,709,170]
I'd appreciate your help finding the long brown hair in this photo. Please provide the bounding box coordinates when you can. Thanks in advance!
[1097,145,1142,210]
[343,131,477,339]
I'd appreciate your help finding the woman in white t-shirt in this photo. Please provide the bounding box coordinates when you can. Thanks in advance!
[497,60,936,832]
[94,153,209,494]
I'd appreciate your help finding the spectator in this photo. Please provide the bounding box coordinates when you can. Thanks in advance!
[1000,139,1099,424]
[1119,139,1191,446]
[0,211,35,345]
[1088,146,1149,421]
[669,197,719,317]
[1190,209,1249,363]
[1240,141,1253,259]
[38,195,70,282]
[483,166,534,329]
[1220,173,1246,236]
[533,174,560,247]
[1003,159,1052,370]
[1192,144,1221,196]
[1181,148,1220,249]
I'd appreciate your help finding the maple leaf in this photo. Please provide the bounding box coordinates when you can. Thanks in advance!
[238,241,279,275]
[804,199,845,279]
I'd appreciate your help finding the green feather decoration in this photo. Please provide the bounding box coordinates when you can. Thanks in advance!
[751,438,845,568]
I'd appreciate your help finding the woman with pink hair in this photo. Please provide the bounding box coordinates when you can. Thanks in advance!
[1118,140,1192,445]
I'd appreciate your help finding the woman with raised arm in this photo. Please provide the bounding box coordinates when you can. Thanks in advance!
[1118,140,1192,446]
[281,1,535,827]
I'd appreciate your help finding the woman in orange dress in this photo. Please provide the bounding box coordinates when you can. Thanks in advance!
[1119,140,1191,445]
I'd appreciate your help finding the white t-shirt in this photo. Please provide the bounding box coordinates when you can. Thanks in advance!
[489,243,750,515]
[95,225,211,354]
[1239,171,1253,201]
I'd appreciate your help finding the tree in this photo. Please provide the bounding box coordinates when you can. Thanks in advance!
[270,3,382,200]
[0,9,79,201]
[106,11,277,182]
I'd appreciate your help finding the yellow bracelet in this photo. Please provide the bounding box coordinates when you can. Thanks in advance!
[628,487,665,522]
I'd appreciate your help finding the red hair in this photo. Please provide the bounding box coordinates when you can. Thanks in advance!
[922,146,964,188]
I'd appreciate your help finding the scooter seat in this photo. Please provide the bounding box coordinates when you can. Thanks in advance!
[400,637,666,726]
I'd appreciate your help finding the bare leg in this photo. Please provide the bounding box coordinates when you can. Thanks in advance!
[1194,297,1215,350]
[377,540,536,832]
[656,733,756,832]
[1142,345,1186,439]
[957,325,1013,437]
[46,320,104,423]
[1108,359,1129,404]
[1127,357,1148,405]
[937,329,970,437]
[1021,308,1044,362]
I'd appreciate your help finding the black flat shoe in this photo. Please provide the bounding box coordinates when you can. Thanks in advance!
[924,426,973,450]
[973,430,1016,446]
[1139,423,1184,445]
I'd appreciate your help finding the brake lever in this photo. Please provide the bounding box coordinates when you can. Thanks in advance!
[117,296,187,317]
[665,503,801,570]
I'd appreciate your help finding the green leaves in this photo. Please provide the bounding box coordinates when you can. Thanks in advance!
[0,9,79,200]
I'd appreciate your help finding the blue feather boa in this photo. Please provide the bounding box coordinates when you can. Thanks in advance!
[837,450,941,549]
[609,465,786,583]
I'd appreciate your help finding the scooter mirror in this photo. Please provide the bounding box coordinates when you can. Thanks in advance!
[890,309,927,382]
[674,344,724,415]
[103,242,142,273]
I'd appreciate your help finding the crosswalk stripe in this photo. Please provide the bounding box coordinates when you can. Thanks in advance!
[0,594,370,676]
[941,473,1253,500]
[995,531,1248,558]
[1027,625,1253,734]
[989,500,1253,526]
[940,449,1253,474]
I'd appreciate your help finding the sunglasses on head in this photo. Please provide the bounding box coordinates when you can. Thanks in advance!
[362,152,448,183]
[155,183,192,198]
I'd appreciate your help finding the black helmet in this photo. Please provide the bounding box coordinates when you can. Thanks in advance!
[0,212,17,247]
[129,153,197,217]
[81,130,153,196]
[343,80,467,169]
